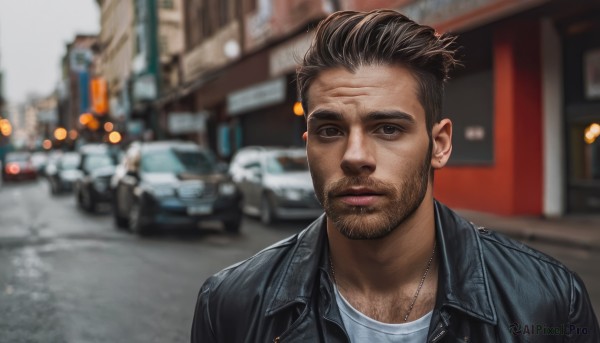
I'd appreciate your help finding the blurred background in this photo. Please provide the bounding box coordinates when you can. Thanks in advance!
[0,0,598,342]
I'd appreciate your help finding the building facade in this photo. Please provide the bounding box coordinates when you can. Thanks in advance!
[100,0,600,218]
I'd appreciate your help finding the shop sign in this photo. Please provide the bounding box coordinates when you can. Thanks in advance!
[183,21,240,83]
[270,33,313,77]
[133,74,157,101]
[400,0,547,29]
[90,78,108,115]
[227,77,286,116]
[584,48,600,100]
[70,48,93,73]
[168,112,208,134]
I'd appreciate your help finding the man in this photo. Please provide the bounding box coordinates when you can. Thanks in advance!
[192,9,599,342]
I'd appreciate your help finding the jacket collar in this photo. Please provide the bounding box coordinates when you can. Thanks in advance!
[266,200,497,324]
[266,215,329,316]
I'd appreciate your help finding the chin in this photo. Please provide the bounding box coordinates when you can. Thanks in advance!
[329,210,398,240]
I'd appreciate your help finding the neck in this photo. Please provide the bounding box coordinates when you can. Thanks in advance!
[327,196,437,294]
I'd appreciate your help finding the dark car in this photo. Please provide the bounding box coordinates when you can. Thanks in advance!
[228,146,322,225]
[112,141,243,235]
[74,144,119,212]
[46,152,82,194]
[3,152,38,181]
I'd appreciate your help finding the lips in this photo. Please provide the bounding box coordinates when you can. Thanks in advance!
[336,187,384,206]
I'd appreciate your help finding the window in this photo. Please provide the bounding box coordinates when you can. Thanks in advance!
[160,0,174,9]
[159,35,168,55]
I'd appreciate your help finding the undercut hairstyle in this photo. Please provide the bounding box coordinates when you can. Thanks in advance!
[297,9,460,134]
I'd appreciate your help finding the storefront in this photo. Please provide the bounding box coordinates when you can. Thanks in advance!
[561,7,600,213]
[433,0,600,216]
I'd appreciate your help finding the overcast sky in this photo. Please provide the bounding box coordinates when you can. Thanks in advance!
[0,0,99,104]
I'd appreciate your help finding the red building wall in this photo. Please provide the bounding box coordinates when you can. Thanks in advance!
[435,20,543,215]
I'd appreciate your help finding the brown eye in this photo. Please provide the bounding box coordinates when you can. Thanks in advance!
[382,125,398,134]
[319,127,342,137]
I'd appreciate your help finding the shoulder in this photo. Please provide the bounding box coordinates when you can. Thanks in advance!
[477,226,573,279]
[192,222,325,342]
[192,233,300,341]
[477,227,600,332]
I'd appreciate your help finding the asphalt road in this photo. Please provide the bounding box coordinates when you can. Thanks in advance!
[0,179,598,342]
[0,179,303,343]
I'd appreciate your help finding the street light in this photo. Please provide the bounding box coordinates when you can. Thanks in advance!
[54,127,67,141]
[79,113,93,126]
[108,131,122,144]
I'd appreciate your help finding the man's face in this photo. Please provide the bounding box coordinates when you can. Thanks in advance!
[305,64,432,240]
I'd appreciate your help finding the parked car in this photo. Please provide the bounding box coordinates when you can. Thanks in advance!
[229,146,322,225]
[112,141,243,235]
[31,151,49,177]
[2,151,37,181]
[74,144,120,212]
[46,152,82,194]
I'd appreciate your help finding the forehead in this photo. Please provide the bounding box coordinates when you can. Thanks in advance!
[305,64,423,119]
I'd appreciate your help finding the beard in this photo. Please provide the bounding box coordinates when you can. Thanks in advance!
[313,144,432,240]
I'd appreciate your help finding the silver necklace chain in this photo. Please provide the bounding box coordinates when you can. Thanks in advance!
[329,241,437,322]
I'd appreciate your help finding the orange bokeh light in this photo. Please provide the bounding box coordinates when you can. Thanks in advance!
[108,131,122,144]
[54,127,68,140]
[104,122,114,132]
[79,113,93,125]
[293,101,304,116]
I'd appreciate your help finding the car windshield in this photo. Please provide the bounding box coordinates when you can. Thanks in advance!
[83,154,115,171]
[60,154,81,170]
[6,153,30,162]
[140,148,214,174]
[266,154,308,174]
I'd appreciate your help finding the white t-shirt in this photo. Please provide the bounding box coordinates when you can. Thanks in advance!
[334,284,432,342]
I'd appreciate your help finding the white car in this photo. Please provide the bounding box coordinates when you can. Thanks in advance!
[229,146,323,225]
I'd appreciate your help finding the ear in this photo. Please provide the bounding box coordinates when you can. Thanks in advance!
[302,131,308,142]
[431,118,452,169]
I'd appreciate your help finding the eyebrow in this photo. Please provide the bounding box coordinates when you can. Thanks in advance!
[307,109,415,124]
[365,111,416,124]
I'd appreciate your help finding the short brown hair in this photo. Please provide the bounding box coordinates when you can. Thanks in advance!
[297,9,459,133]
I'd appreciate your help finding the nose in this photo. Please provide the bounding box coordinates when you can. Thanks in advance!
[340,129,376,175]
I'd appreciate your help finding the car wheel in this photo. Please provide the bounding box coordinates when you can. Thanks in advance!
[50,180,58,195]
[223,219,241,234]
[129,201,152,235]
[113,198,128,229]
[260,194,277,225]
[76,189,85,209]
[81,188,96,212]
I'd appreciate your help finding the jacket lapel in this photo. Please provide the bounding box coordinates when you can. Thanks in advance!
[266,215,329,316]
[434,200,497,324]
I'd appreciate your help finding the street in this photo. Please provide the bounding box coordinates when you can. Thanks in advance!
[0,179,599,343]
[0,179,304,343]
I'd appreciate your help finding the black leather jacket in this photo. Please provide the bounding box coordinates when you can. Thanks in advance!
[191,201,599,342]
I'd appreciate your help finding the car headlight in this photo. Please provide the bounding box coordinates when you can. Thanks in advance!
[274,187,303,201]
[218,182,237,196]
[148,185,176,197]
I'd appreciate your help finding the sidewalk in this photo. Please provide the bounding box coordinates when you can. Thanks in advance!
[457,209,600,251]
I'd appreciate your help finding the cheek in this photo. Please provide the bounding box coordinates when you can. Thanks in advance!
[307,147,334,187]
[375,146,424,178]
